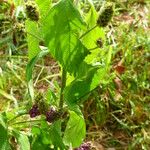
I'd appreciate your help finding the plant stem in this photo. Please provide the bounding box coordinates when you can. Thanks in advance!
[26,31,43,41]
[0,55,28,59]
[37,73,60,83]
[8,112,28,124]
[59,68,67,110]
[88,46,99,51]
[79,25,97,39]
[11,119,45,126]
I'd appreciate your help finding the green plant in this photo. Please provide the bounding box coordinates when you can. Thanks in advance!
[0,0,112,149]
[1,0,150,149]
[24,0,112,149]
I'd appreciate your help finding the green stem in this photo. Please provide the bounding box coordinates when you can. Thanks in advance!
[37,73,60,83]
[11,119,45,126]
[88,46,99,51]
[26,31,43,41]
[8,112,28,124]
[79,25,97,39]
[59,68,67,110]
[0,55,28,59]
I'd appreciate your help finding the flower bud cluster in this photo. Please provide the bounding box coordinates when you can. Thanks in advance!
[97,3,114,27]
[25,1,39,21]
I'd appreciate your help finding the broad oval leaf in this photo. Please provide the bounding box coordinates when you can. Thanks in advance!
[42,0,89,74]
[63,111,86,148]
[64,65,107,105]
[49,121,66,149]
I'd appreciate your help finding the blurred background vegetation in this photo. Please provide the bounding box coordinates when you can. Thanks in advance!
[0,0,150,149]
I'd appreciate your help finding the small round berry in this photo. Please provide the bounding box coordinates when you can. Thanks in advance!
[29,104,40,118]
[46,107,60,123]
[96,38,103,48]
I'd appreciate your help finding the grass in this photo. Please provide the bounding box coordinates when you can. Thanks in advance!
[82,1,150,149]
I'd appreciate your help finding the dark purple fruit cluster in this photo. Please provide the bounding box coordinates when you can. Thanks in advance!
[74,142,91,150]
[46,107,60,123]
[29,104,60,123]
[29,104,40,118]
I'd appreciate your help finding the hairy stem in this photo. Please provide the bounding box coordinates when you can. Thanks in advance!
[59,68,67,110]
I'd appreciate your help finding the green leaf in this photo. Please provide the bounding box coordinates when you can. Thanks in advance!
[0,113,10,150]
[64,44,112,106]
[83,26,105,64]
[63,111,86,148]
[31,126,41,135]
[85,1,98,27]
[25,20,41,60]
[42,0,89,74]
[67,104,83,117]
[13,130,30,150]
[64,64,107,105]
[77,2,106,64]
[82,4,105,63]
[35,0,52,23]
[25,0,51,60]
[84,2,105,48]
[49,121,66,149]
[31,136,50,150]
[26,49,49,100]
[31,125,51,149]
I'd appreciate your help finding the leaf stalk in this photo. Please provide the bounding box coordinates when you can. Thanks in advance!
[79,25,97,39]
[59,68,67,110]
